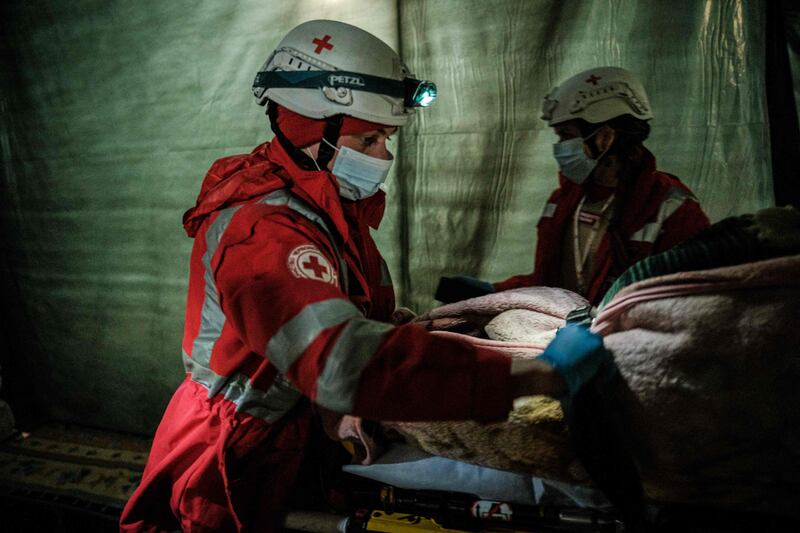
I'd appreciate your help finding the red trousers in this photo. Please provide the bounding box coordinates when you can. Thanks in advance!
[120,377,312,532]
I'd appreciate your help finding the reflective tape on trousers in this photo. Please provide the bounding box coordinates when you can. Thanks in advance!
[183,350,302,423]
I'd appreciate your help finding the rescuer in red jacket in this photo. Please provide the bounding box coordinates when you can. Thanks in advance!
[119,20,613,533]
[442,67,710,306]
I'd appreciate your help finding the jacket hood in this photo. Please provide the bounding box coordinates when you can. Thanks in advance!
[182,141,280,237]
[182,140,386,240]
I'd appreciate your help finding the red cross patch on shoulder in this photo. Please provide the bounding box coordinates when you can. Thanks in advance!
[287,244,338,286]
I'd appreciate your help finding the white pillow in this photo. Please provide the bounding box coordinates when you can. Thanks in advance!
[343,443,537,505]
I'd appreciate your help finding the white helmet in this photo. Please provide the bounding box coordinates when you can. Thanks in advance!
[541,67,653,126]
[252,19,436,126]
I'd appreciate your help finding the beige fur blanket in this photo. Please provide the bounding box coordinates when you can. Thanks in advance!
[386,287,590,483]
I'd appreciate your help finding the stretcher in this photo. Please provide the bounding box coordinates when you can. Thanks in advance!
[285,442,620,533]
[338,484,620,533]
[339,442,619,533]
[285,477,797,533]
[284,436,799,533]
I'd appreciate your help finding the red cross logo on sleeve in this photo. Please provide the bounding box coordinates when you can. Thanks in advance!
[302,255,328,278]
[312,35,334,54]
[585,74,602,85]
[287,244,338,285]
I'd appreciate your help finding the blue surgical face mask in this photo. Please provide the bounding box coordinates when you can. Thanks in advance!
[552,128,608,185]
[323,140,393,200]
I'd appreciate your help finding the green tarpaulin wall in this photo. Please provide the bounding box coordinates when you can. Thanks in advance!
[0,0,794,435]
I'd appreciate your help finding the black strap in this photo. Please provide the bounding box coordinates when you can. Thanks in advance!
[267,101,319,171]
[315,114,343,169]
[267,102,345,172]
[254,70,406,99]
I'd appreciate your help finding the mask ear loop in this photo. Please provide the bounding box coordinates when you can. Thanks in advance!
[321,138,340,152]
[315,115,343,169]
[303,148,321,171]
[583,126,613,162]
[594,144,612,163]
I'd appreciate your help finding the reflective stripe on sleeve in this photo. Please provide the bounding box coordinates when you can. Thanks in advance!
[629,188,691,244]
[190,205,243,369]
[541,203,557,219]
[183,350,302,423]
[315,318,394,413]
[628,221,660,244]
[266,298,362,373]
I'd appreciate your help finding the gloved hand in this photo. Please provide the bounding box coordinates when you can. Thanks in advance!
[537,324,612,399]
[434,275,495,303]
[452,275,494,292]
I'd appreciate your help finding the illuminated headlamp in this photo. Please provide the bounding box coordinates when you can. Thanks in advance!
[405,79,437,108]
[253,71,438,109]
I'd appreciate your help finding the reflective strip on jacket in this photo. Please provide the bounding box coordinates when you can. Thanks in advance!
[120,140,513,533]
[493,148,711,305]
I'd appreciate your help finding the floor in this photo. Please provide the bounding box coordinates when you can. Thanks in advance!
[0,422,151,533]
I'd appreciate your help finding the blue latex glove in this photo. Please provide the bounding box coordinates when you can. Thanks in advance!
[451,275,495,294]
[537,324,612,399]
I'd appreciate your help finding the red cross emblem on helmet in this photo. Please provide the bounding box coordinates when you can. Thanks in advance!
[287,244,338,285]
[312,34,334,54]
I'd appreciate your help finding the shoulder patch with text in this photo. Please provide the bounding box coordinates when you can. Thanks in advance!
[287,244,338,286]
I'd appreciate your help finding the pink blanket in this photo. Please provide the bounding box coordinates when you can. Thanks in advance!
[591,254,800,516]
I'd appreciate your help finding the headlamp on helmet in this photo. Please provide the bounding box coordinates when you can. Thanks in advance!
[252,71,437,110]
[406,79,437,108]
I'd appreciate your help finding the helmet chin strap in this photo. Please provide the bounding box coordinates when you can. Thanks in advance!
[267,101,343,171]
[315,114,343,169]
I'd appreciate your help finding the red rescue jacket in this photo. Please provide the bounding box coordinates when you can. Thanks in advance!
[120,140,513,533]
[494,149,710,305]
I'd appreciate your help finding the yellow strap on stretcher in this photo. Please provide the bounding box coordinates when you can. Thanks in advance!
[361,510,537,533]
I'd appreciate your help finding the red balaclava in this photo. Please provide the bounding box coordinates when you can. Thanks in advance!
[275,105,386,148]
